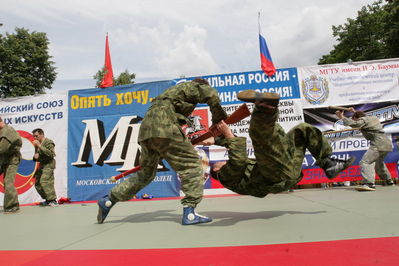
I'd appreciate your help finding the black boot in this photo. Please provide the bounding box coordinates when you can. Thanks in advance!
[322,156,356,179]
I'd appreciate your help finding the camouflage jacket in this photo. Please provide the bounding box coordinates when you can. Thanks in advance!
[343,116,392,152]
[0,124,22,165]
[138,81,227,142]
[216,136,298,197]
[34,138,56,169]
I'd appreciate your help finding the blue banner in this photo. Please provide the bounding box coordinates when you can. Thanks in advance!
[67,81,180,201]
[67,69,301,200]
[175,68,301,105]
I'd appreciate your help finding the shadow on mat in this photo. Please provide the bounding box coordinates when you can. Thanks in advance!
[106,210,325,226]
[107,209,179,224]
[203,210,325,226]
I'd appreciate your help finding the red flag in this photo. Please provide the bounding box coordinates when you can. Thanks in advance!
[258,13,276,77]
[100,33,114,88]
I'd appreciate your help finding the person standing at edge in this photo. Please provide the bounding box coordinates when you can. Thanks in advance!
[336,108,394,191]
[0,117,22,214]
[32,128,58,206]
[97,78,228,225]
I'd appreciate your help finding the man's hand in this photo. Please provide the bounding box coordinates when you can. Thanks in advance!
[335,110,344,119]
[32,140,41,147]
[216,121,234,139]
[212,161,227,172]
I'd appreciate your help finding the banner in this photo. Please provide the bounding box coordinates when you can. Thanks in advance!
[299,101,399,184]
[177,69,304,190]
[67,81,181,201]
[0,93,68,205]
[298,58,399,109]
[175,68,303,132]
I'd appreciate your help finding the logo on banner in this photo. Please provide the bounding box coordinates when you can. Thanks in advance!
[179,109,211,182]
[301,75,329,105]
[0,131,39,195]
[71,116,143,171]
[182,109,209,141]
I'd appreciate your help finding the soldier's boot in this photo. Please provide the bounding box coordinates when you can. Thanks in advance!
[182,206,212,225]
[4,206,20,214]
[237,90,280,107]
[97,195,116,224]
[39,200,58,207]
[322,156,356,179]
[383,179,395,186]
[39,201,49,207]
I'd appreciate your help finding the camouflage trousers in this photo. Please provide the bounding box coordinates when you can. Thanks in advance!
[111,134,204,207]
[34,166,57,201]
[360,146,391,184]
[245,106,333,193]
[1,158,20,210]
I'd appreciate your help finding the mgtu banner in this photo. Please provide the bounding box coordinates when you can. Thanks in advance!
[298,58,399,109]
[0,93,68,206]
[299,101,399,184]
[67,81,180,201]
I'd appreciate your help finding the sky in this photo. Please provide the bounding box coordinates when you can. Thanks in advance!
[1,0,376,92]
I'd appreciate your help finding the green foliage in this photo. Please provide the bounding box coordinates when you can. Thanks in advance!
[114,69,136,86]
[93,67,106,88]
[319,0,399,64]
[93,68,136,87]
[0,28,57,97]
[384,0,399,57]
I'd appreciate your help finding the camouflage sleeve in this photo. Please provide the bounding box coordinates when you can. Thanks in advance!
[38,140,56,159]
[220,137,248,171]
[343,117,366,128]
[197,84,228,124]
[0,137,11,154]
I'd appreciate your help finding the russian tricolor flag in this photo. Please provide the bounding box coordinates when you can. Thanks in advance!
[258,13,276,77]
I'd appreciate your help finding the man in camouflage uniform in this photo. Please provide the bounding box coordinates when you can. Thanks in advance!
[0,117,22,214]
[336,109,394,191]
[207,90,355,197]
[32,128,58,206]
[97,78,227,225]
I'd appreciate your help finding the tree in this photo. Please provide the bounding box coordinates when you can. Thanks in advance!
[93,68,135,87]
[319,0,399,64]
[0,28,57,97]
[384,0,399,58]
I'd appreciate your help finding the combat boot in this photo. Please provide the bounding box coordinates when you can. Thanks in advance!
[237,90,280,107]
[383,179,395,186]
[323,156,356,179]
[97,195,116,224]
[182,206,212,225]
[4,206,20,214]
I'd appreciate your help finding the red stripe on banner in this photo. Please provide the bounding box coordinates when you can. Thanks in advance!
[1,237,399,266]
[299,163,398,185]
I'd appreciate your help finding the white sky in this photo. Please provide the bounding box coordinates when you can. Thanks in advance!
[1,0,375,91]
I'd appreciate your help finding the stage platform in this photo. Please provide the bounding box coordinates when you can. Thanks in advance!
[1,186,399,265]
